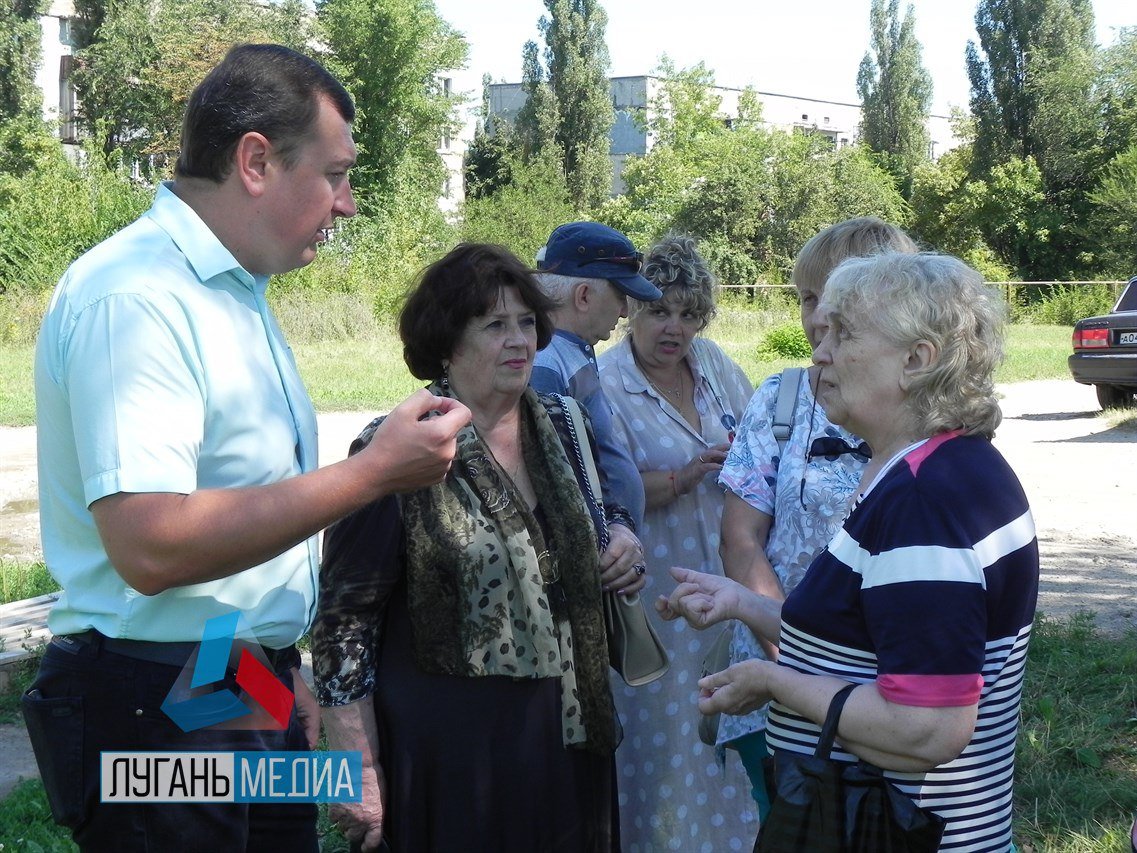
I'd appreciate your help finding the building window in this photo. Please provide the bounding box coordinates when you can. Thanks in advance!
[59,55,78,143]
[59,17,75,47]
[802,113,808,121]
[441,77,453,149]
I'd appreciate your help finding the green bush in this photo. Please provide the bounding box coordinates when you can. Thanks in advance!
[758,321,812,359]
[0,143,149,302]
[276,169,458,319]
[460,153,577,264]
[1027,284,1118,326]
[0,289,48,345]
[0,560,59,605]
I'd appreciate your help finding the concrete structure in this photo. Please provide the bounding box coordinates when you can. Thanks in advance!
[437,75,466,215]
[488,75,961,196]
[35,0,79,144]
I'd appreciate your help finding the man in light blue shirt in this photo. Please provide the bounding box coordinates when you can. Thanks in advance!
[25,45,468,852]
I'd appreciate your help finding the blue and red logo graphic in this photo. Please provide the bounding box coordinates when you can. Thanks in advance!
[161,611,294,733]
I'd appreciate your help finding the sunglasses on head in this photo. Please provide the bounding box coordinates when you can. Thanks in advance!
[578,251,644,273]
[807,436,872,463]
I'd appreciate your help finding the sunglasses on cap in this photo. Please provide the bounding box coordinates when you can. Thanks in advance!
[577,251,644,273]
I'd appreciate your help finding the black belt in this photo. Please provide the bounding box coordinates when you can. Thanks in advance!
[60,630,300,672]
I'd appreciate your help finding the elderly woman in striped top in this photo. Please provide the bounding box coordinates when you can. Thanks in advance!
[659,251,1039,852]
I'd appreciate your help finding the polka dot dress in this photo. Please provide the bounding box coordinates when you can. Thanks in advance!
[600,337,758,852]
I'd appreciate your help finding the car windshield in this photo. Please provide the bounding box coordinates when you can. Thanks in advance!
[1117,280,1137,312]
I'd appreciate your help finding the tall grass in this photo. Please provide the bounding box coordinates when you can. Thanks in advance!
[0,343,35,426]
[0,560,57,605]
[999,325,1075,383]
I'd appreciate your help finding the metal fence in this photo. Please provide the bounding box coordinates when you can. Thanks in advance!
[719,281,1128,304]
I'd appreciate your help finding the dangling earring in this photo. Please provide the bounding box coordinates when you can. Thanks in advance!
[440,362,450,391]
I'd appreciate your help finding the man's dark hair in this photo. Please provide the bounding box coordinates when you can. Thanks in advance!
[400,244,556,381]
[175,44,355,182]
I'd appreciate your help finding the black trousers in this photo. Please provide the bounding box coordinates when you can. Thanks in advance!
[21,634,318,853]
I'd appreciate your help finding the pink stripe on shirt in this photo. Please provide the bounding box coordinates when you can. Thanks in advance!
[904,429,964,477]
[877,672,984,706]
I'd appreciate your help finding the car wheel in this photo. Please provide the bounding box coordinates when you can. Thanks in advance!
[1095,384,1136,409]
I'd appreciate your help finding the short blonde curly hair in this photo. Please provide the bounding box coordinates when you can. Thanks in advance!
[629,234,717,330]
[824,252,1006,438]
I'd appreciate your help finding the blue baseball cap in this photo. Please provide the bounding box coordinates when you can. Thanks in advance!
[537,222,662,301]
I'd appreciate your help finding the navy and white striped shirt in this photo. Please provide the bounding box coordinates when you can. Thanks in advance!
[768,431,1039,852]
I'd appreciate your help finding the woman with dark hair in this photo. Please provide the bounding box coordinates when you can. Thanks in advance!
[312,243,645,852]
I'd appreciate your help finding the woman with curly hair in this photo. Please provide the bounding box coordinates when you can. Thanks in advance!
[598,234,755,851]
[660,252,1039,852]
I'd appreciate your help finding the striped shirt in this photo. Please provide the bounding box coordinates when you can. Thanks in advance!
[767,432,1039,852]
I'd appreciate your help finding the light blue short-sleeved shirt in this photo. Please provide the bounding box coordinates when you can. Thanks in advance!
[34,183,319,647]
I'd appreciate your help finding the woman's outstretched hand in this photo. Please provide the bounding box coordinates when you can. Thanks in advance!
[654,566,745,629]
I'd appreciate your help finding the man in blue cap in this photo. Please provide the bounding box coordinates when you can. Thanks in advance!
[531,221,661,545]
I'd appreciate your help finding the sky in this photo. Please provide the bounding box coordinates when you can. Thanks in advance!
[432,0,1134,121]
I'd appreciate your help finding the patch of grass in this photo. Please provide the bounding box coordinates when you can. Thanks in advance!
[0,295,1098,427]
[0,779,74,851]
[270,291,381,345]
[0,343,34,427]
[1100,408,1137,430]
[0,291,49,347]
[294,330,423,414]
[1,560,59,605]
[998,324,1072,384]
[1013,614,1137,851]
[708,301,807,386]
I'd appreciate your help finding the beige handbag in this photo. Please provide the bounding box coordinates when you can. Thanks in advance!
[558,395,670,687]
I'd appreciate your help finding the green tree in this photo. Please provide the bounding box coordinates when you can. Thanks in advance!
[515,40,559,161]
[601,63,905,286]
[600,62,758,250]
[856,0,932,196]
[963,0,1099,277]
[908,145,1059,280]
[1097,27,1137,164]
[537,0,613,210]
[643,57,729,152]
[0,0,47,123]
[72,0,311,168]
[1086,144,1137,276]
[966,0,1097,186]
[318,0,467,212]
[461,151,575,261]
